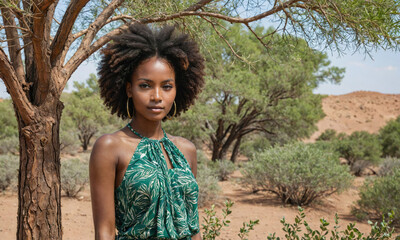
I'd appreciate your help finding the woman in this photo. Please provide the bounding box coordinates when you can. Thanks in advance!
[89,23,205,240]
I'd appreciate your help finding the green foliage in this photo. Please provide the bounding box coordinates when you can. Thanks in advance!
[317,129,339,141]
[197,162,221,207]
[62,74,124,151]
[352,168,400,225]
[0,99,18,138]
[238,219,260,240]
[0,100,19,155]
[202,200,233,240]
[336,131,382,170]
[60,128,79,155]
[0,135,19,155]
[378,157,400,177]
[239,134,272,158]
[0,154,19,192]
[267,207,396,240]
[60,158,89,197]
[201,199,259,240]
[241,142,353,205]
[195,23,343,161]
[379,116,400,158]
[162,108,208,147]
[209,159,236,181]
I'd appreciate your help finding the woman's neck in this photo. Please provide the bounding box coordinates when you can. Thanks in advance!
[129,118,164,140]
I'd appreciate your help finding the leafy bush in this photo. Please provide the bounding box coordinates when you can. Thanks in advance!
[202,200,259,240]
[352,168,400,225]
[61,158,89,197]
[316,129,338,141]
[196,149,209,165]
[379,116,400,158]
[209,159,236,181]
[60,129,79,155]
[239,134,271,158]
[0,99,18,138]
[0,135,19,155]
[197,163,221,207]
[378,157,400,177]
[335,131,382,168]
[0,154,19,192]
[201,201,396,240]
[316,129,347,142]
[267,207,396,240]
[241,142,353,205]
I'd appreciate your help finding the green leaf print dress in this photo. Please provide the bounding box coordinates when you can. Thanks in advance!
[114,123,200,239]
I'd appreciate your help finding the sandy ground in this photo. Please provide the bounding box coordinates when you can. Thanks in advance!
[1,91,399,239]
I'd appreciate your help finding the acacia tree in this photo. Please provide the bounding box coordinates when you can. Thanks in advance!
[195,24,344,161]
[0,0,399,239]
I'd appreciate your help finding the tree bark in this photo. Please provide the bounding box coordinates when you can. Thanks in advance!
[230,136,242,163]
[16,99,64,239]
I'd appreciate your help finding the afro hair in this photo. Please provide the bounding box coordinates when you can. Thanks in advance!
[97,23,205,120]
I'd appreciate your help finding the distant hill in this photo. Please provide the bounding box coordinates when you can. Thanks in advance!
[308,91,400,141]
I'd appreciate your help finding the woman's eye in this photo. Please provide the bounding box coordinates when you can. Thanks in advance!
[163,85,173,90]
[139,83,150,88]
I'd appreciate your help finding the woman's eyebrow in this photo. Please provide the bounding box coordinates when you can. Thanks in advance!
[137,78,174,83]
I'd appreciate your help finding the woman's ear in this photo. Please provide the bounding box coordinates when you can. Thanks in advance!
[126,82,132,98]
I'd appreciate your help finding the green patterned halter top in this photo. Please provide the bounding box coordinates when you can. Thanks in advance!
[114,123,200,239]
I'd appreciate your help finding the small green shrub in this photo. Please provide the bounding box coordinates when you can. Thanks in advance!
[241,142,353,205]
[316,129,338,141]
[267,207,396,240]
[197,150,209,165]
[379,116,400,158]
[336,131,382,168]
[378,157,400,177]
[202,200,259,240]
[60,129,79,155]
[352,168,400,225]
[61,158,89,197]
[0,154,19,192]
[0,136,19,155]
[239,135,271,158]
[197,163,221,207]
[209,159,236,181]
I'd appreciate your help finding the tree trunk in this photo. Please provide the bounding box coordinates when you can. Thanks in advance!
[16,100,64,239]
[211,139,221,161]
[230,136,242,163]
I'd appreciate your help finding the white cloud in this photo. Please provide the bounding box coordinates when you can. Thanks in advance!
[383,65,397,71]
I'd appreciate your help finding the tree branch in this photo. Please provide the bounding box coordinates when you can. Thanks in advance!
[0,48,35,124]
[74,0,125,57]
[1,7,25,84]
[62,23,129,90]
[141,0,302,24]
[50,0,90,66]
[30,0,56,105]
[184,0,213,11]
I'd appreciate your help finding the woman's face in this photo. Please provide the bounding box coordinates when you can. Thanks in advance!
[126,56,176,122]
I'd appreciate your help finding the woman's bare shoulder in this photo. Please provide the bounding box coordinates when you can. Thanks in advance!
[90,130,128,165]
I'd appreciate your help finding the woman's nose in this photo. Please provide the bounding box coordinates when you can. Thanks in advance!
[151,88,162,102]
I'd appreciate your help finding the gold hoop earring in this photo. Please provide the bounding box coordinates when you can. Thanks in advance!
[167,101,176,120]
[127,98,133,119]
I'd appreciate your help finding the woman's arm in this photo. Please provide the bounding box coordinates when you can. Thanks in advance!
[90,135,119,240]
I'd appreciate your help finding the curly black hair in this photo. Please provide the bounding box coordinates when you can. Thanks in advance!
[97,23,205,120]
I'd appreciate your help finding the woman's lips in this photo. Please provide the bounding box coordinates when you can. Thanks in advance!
[148,107,164,113]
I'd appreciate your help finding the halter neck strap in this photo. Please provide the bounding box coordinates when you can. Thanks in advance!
[127,123,167,142]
